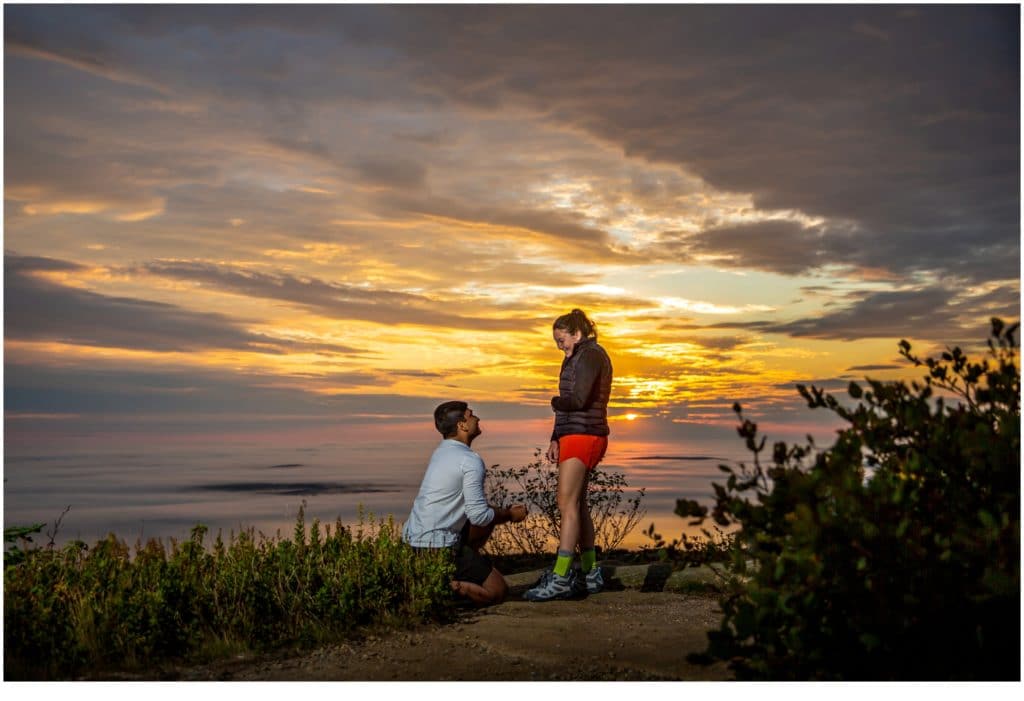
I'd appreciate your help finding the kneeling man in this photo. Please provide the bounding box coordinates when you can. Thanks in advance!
[402,401,527,606]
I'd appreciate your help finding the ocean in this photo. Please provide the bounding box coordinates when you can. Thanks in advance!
[3,418,773,552]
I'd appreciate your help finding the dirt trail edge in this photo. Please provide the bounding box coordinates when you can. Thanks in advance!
[179,563,733,681]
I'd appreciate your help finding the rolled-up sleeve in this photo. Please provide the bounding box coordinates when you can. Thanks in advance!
[462,455,495,527]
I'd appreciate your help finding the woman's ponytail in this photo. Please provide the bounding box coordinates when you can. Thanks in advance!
[554,308,597,340]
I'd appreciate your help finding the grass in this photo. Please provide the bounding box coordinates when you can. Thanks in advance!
[5,501,735,680]
[3,506,455,680]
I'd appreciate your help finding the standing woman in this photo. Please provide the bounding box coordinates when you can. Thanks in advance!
[525,308,613,601]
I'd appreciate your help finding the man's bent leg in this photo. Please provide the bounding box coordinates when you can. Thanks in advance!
[451,541,506,607]
[452,567,508,606]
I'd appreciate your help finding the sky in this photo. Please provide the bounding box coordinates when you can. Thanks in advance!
[2,5,1020,510]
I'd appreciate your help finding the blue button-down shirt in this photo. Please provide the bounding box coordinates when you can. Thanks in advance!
[402,439,495,548]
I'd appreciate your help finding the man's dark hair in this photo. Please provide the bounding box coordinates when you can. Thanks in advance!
[434,400,468,438]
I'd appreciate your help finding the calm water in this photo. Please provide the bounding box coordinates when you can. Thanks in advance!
[4,420,759,550]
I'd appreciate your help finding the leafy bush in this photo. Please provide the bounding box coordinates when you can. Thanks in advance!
[484,448,646,556]
[679,318,1020,680]
[4,506,455,679]
[3,523,44,567]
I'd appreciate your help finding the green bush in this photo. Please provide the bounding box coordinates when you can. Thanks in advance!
[4,507,455,679]
[483,448,646,556]
[679,318,1020,680]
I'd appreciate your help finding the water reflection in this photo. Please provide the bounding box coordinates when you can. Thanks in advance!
[5,423,754,550]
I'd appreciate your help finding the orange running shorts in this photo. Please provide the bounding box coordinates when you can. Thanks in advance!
[558,434,608,470]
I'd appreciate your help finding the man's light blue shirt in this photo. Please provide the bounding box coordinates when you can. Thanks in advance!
[402,438,495,548]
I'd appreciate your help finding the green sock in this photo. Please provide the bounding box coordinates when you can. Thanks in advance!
[553,550,574,577]
[581,548,596,574]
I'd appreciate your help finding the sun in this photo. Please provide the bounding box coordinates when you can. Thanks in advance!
[624,413,639,421]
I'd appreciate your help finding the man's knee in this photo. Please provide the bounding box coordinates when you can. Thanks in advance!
[483,569,508,604]
[487,585,507,605]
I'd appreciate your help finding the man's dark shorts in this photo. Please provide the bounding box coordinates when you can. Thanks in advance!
[413,521,494,586]
[453,520,494,585]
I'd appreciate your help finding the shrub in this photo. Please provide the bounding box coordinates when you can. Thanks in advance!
[3,523,45,567]
[678,318,1020,680]
[483,448,646,556]
[4,507,455,679]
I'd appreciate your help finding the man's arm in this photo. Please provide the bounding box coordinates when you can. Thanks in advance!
[462,457,495,527]
[490,504,528,525]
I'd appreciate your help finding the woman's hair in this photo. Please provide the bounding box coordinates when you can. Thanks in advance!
[553,308,597,340]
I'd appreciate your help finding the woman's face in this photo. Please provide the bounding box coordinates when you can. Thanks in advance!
[553,327,583,358]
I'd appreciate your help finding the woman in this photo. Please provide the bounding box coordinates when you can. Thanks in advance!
[525,308,613,601]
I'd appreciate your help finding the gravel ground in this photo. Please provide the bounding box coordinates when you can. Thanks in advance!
[89,563,733,681]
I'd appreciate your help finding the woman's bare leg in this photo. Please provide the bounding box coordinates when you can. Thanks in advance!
[578,471,595,551]
[557,458,588,554]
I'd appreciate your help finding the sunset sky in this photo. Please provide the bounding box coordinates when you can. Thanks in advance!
[3,4,1020,462]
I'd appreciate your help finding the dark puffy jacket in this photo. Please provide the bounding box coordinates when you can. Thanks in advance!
[550,337,613,440]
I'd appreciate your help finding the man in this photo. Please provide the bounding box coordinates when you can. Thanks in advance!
[402,401,528,606]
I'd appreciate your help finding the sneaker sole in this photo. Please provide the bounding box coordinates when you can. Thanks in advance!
[524,589,576,602]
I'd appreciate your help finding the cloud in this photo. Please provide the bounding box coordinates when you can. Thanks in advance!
[3,362,324,417]
[371,191,631,263]
[353,157,428,190]
[764,286,1019,342]
[8,5,1015,283]
[136,259,540,330]
[658,220,833,276]
[3,254,359,354]
[4,356,545,430]
[374,5,1019,282]
[2,4,1018,451]
[673,277,1018,343]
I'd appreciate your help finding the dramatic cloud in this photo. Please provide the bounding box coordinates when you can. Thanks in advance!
[136,259,541,331]
[8,6,1016,283]
[4,254,360,354]
[661,221,834,276]
[3,4,1018,458]
[766,286,1019,342]
[370,5,1019,282]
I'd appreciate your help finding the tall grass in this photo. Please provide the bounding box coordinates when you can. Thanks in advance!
[4,506,454,680]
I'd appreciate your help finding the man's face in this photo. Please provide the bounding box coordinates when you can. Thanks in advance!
[462,408,482,439]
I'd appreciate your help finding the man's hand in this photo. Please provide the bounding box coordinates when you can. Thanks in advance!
[546,440,560,464]
[492,503,529,525]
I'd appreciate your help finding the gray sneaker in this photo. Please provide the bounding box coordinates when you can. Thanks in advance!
[584,565,604,594]
[524,569,577,602]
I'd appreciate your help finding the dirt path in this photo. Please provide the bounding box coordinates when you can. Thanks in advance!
[173,564,732,681]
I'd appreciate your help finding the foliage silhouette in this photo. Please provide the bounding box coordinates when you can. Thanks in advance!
[483,448,646,556]
[678,318,1020,680]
